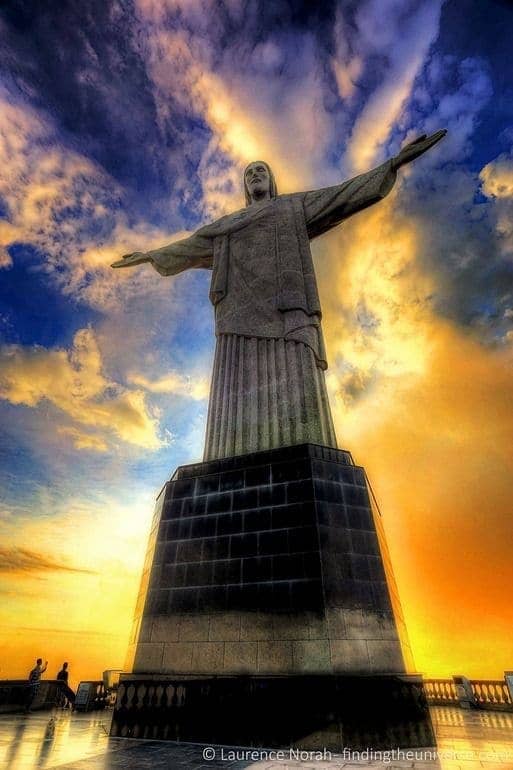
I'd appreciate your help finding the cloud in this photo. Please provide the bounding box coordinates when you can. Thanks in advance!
[0,1,176,205]
[128,370,210,400]
[345,0,443,173]
[0,251,13,269]
[0,546,95,574]
[0,486,154,583]
[315,190,435,420]
[480,151,513,261]
[405,56,494,166]
[57,426,109,453]
[0,85,187,311]
[332,58,363,102]
[0,327,163,450]
[353,54,513,342]
[480,152,513,198]
[136,9,339,217]
[0,484,155,682]
[330,7,363,101]
[0,90,114,255]
[0,220,14,269]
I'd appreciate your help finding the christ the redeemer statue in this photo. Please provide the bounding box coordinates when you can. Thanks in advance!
[113,131,446,461]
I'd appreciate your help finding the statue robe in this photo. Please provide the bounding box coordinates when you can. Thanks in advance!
[148,160,397,459]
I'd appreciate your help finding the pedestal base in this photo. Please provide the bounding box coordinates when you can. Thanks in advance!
[117,444,432,749]
[128,444,412,677]
[110,673,435,750]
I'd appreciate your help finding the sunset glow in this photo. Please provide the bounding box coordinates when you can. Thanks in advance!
[0,0,512,686]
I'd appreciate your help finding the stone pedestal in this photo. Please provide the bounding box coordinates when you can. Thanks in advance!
[113,443,433,748]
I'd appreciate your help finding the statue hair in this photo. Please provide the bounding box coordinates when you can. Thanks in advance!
[244,161,278,206]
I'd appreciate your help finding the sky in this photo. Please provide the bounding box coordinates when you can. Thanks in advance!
[0,0,512,685]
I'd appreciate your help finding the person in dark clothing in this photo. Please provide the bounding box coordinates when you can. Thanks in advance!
[25,658,47,712]
[56,662,75,708]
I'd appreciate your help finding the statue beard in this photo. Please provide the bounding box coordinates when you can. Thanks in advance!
[249,182,269,201]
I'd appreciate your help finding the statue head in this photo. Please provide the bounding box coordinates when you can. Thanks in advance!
[244,161,277,206]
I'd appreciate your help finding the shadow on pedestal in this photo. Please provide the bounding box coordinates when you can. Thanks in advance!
[111,674,434,750]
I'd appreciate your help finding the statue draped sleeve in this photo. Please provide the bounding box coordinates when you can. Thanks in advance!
[302,159,397,239]
[146,231,214,276]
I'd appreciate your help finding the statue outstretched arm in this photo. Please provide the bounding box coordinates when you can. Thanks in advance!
[304,129,446,239]
[111,231,213,276]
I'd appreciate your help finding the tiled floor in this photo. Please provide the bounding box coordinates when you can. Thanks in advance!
[0,706,512,769]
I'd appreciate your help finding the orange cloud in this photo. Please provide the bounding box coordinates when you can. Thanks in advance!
[0,547,96,575]
[0,328,163,450]
[0,490,154,683]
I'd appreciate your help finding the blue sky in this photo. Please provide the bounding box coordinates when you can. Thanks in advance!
[1,0,513,680]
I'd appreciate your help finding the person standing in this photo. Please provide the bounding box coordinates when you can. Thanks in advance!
[56,662,76,708]
[25,658,47,713]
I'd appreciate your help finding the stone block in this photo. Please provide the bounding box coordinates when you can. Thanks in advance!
[191,642,225,673]
[272,612,310,640]
[257,641,294,673]
[330,639,370,672]
[292,640,331,672]
[381,616,401,641]
[359,610,386,640]
[178,614,210,641]
[209,612,241,641]
[223,642,258,673]
[342,608,367,639]
[162,642,193,672]
[326,607,346,639]
[307,613,328,639]
[240,612,274,641]
[137,616,153,643]
[367,640,405,672]
[133,642,164,673]
[151,615,181,642]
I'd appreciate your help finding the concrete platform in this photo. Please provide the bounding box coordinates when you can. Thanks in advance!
[1,706,513,769]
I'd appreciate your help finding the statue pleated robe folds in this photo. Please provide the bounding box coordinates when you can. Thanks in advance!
[148,160,397,460]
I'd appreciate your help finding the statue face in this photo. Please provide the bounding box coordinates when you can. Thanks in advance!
[245,162,271,201]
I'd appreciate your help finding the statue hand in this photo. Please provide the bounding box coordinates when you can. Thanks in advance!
[111,251,151,269]
[392,129,447,170]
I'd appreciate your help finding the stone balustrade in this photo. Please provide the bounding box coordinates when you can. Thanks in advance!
[0,680,61,713]
[424,678,512,711]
